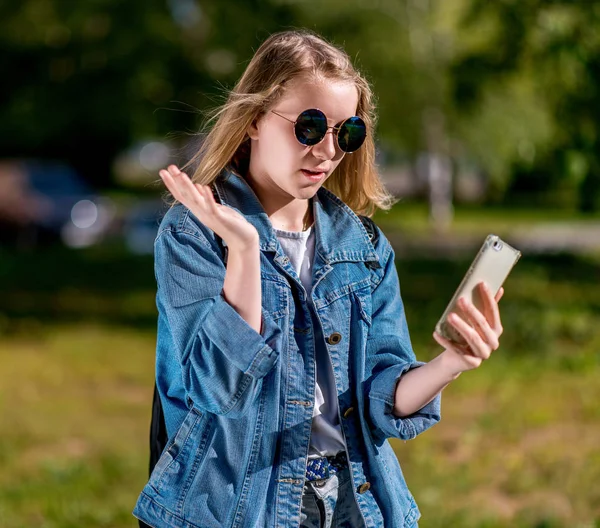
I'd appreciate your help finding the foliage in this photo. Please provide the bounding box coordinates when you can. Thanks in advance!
[3,1,600,208]
[0,0,296,186]
[451,1,600,210]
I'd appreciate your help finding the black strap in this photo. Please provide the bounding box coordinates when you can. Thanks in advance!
[138,385,168,528]
[358,215,381,270]
[148,383,168,475]
[358,215,379,247]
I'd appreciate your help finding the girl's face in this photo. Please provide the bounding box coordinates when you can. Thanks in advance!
[247,77,359,203]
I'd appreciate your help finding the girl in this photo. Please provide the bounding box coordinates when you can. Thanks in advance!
[133,30,504,528]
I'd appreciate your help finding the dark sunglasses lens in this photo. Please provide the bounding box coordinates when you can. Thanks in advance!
[338,116,367,152]
[295,109,327,146]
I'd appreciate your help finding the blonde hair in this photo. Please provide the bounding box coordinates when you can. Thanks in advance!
[182,29,397,217]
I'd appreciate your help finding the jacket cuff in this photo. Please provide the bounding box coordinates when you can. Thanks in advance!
[202,293,281,379]
[369,362,441,440]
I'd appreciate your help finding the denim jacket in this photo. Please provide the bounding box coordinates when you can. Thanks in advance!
[133,170,441,528]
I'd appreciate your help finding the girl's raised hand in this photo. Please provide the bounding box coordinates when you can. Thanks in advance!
[159,165,259,250]
[433,282,504,372]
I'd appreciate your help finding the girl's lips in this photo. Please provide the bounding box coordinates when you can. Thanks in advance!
[301,169,326,181]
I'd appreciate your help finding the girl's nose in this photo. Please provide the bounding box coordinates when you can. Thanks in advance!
[311,130,337,160]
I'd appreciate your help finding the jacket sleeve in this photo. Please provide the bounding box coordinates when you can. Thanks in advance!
[154,227,281,417]
[365,237,441,441]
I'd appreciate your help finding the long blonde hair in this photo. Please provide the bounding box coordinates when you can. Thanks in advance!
[183,29,397,217]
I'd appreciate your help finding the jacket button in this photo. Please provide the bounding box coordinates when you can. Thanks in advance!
[343,407,354,419]
[358,482,371,494]
[326,332,342,345]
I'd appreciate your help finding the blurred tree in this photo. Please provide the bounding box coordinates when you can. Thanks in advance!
[451,1,600,211]
[0,0,465,194]
[283,0,458,228]
[1,0,575,214]
[0,0,295,187]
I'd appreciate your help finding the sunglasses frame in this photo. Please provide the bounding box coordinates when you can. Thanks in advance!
[271,108,366,153]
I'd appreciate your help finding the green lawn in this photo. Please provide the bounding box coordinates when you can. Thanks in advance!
[1,241,599,527]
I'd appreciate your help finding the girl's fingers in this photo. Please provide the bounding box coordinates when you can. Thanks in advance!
[196,184,218,214]
[458,297,500,350]
[159,167,210,215]
[161,167,219,218]
[159,169,181,200]
[167,164,181,176]
[168,167,200,200]
[495,287,504,303]
[479,282,503,335]
[434,283,507,366]
[433,331,469,355]
[448,312,491,359]
[433,332,483,373]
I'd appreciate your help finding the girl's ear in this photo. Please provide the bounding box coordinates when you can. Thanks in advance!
[248,118,260,140]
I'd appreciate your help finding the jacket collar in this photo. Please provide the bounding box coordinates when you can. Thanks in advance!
[212,169,379,265]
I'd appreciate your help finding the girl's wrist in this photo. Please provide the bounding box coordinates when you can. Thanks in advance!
[437,349,467,379]
[227,234,260,253]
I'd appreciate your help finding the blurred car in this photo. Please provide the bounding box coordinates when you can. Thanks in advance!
[0,159,116,249]
[122,198,169,255]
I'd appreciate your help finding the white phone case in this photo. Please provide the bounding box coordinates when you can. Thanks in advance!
[435,234,521,344]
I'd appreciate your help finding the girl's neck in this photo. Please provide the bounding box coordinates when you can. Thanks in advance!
[269,198,313,232]
[244,173,314,232]
[301,203,314,231]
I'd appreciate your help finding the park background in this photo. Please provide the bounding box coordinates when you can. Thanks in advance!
[1,1,599,527]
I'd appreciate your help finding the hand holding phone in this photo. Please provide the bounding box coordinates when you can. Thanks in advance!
[435,235,521,345]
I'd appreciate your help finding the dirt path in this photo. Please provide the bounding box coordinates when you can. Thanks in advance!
[385,222,600,257]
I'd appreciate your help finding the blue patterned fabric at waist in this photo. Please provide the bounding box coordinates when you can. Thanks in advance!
[305,452,348,481]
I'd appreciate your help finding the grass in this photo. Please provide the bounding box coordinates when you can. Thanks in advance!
[0,324,155,528]
[394,365,600,527]
[1,236,599,527]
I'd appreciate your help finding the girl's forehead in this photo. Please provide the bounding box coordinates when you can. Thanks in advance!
[275,77,359,119]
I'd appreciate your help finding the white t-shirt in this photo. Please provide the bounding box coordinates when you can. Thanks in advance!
[273,225,347,458]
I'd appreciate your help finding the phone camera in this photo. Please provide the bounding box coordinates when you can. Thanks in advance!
[493,240,503,251]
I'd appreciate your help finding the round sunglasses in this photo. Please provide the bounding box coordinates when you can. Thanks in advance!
[271,108,367,153]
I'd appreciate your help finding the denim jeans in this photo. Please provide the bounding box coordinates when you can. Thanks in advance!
[300,467,366,528]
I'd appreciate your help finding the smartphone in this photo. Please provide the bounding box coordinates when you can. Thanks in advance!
[435,234,521,345]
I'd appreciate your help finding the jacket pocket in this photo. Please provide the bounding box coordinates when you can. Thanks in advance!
[260,273,289,321]
[149,407,203,495]
[404,494,421,527]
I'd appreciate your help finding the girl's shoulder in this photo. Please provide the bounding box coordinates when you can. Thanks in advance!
[154,203,223,258]
[316,185,390,263]
[157,203,211,240]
